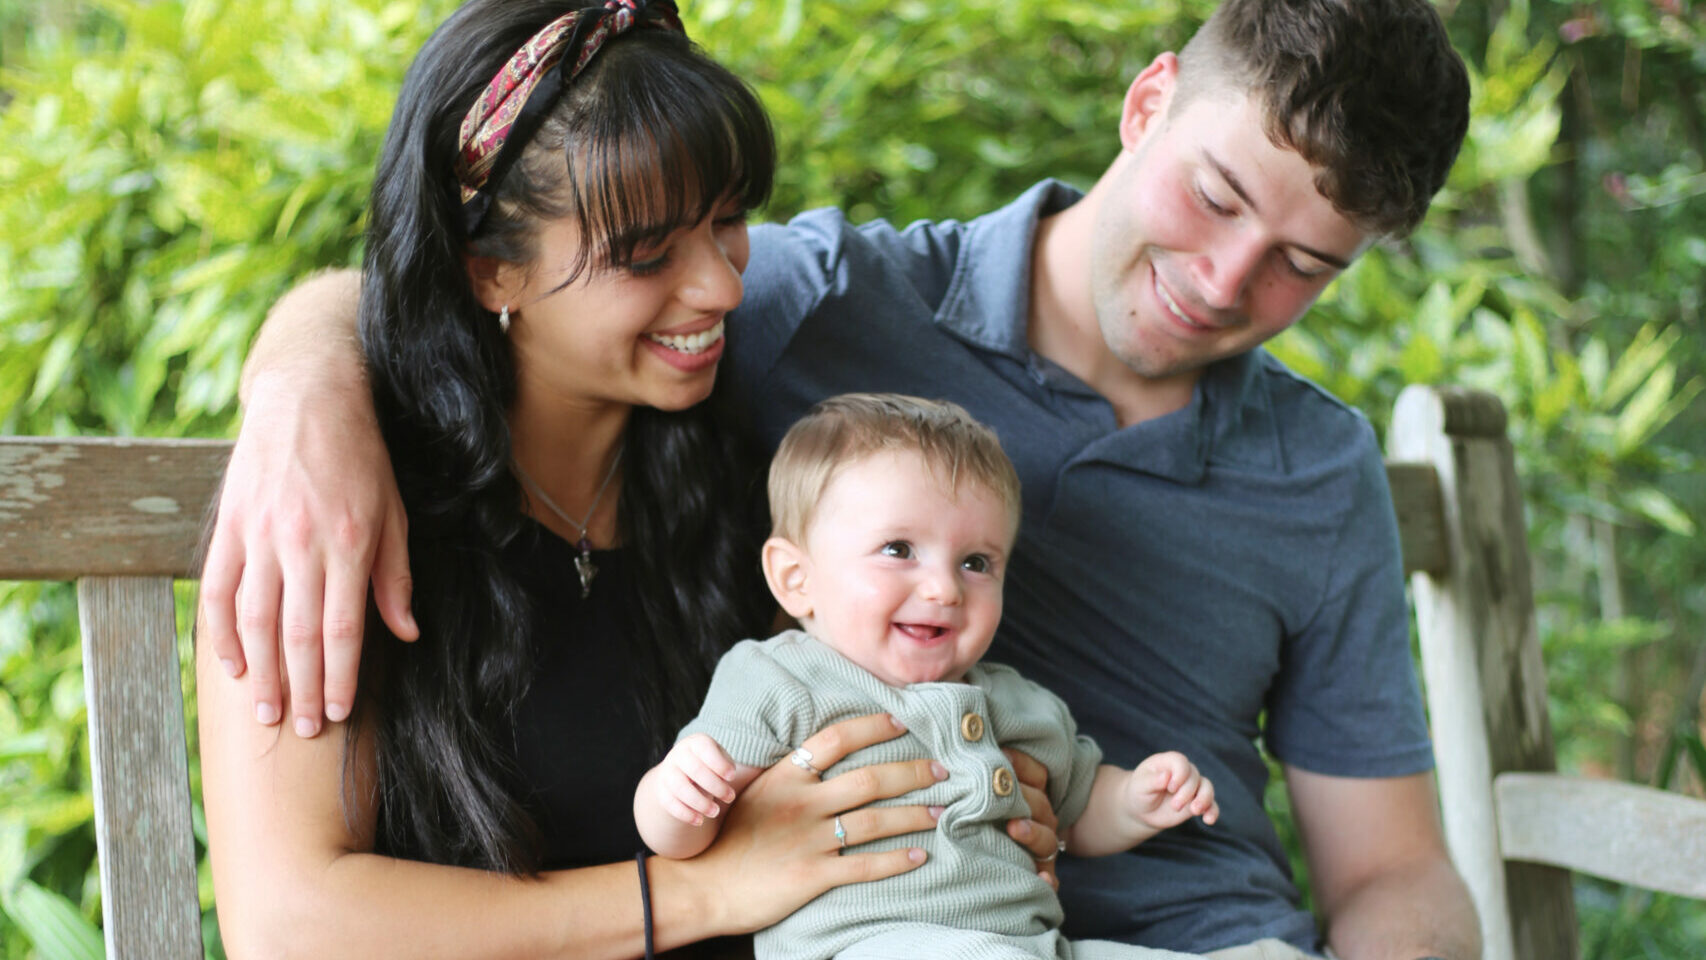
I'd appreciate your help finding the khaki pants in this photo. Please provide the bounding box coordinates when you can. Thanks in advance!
[1206,939,1328,960]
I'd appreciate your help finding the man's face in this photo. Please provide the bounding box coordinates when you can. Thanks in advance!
[1090,65,1373,384]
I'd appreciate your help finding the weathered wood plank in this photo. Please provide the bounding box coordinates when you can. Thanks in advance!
[1389,385,1578,960]
[1496,772,1706,899]
[77,576,202,959]
[0,437,230,579]
[1387,461,1449,577]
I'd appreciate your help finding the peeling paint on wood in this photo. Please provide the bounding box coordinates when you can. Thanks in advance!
[0,437,230,579]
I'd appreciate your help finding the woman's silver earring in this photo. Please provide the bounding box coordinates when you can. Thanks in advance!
[498,304,510,333]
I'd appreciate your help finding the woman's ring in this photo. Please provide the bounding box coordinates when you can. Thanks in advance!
[1040,839,1066,863]
[789,747,822,776]
[834,815,848,849]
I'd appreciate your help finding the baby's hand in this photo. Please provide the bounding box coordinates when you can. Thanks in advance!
[654,734,739,826]
[1127,751,1219,831]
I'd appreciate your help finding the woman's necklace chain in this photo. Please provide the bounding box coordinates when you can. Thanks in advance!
[513,445,623,598]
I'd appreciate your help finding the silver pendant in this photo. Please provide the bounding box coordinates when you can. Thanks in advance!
[574,538,597,598]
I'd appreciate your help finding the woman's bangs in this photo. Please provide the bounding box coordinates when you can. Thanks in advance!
[572,44,775,270]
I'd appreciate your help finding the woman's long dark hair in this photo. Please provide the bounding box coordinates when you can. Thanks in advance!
[355,0,776,875]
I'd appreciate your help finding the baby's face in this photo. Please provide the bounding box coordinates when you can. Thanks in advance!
[797,450,1015,686]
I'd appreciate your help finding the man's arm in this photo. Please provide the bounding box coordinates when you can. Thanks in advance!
[1285,767,1480,960]
[199,269,416,738]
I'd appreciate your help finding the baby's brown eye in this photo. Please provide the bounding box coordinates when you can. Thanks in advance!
[962,554,991,574]
[881,541,913,559]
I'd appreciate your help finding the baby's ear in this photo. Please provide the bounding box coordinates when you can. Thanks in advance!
[760,537,813,619]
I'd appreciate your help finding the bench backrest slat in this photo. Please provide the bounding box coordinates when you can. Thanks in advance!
[1495,772,1706,899]
[0,437,230,579]
[77,576,203,959]
[1,437,222,958]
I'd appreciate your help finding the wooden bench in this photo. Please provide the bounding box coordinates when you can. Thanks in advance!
[1,385,1702,958]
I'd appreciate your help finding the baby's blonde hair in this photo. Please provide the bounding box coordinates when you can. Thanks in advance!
[768,393,1022,545]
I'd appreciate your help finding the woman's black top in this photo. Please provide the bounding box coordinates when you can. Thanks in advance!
[501,521,755,958]
[501,519,654,869]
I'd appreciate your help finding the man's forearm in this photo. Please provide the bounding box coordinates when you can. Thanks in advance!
[1321,854,1480,960]
[1287,768,1480,960]
[241,268,365,405]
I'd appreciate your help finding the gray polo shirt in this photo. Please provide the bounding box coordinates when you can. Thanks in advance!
[722,180,1432,954]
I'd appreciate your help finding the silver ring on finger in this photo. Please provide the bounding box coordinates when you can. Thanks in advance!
[834,815,848,849]
[789,747,822,776]
[1040,839,1066,863]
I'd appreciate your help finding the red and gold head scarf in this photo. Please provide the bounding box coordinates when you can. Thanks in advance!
[454,0,684,232]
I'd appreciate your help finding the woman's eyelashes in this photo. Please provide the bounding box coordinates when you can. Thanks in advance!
[624,209,748,278]
[628,250,671,276]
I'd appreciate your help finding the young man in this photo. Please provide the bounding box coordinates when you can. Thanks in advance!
[202,1,1479,956]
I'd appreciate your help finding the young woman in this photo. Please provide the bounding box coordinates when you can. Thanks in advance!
[197,2,947,956]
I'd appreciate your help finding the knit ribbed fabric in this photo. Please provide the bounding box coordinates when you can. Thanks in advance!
[679,632,1202,960]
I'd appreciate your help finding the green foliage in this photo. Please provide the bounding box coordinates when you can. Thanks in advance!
[0,0,449,438]
[2,0,1704,955]
[0,880,103,960]
[691,0,1216,225]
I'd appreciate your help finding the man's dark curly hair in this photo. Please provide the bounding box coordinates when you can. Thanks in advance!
[1177,0,1470,237]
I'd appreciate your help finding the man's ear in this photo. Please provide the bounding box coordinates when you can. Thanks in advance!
[761,536,814,620]
[1119,52,1178,151]
[464,253,522,314]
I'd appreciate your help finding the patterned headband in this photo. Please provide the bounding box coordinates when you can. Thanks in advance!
[454,0,685,233]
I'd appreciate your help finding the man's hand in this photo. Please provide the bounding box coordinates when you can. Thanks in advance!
[198,270,416,737]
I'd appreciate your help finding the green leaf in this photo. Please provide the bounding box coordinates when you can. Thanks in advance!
[1600,324,1670,412]
[1,880,105,960]
[1579,338,1608,402]
[1624,487,1697,537]
[1613,363,1676,454]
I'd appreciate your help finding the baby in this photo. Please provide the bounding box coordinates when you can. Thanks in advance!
[635,393,1215,960]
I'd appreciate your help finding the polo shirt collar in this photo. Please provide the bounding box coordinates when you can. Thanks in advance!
[936,179,1280,482]
[935,179,1080,359]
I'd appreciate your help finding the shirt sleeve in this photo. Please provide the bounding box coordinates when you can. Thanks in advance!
[725,214,845,392]
[1262,425,1435,777]
[676,640,817,770]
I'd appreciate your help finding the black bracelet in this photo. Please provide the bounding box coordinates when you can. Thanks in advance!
[635,851,655,960]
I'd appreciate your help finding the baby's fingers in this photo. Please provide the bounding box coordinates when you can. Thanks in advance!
[675,745,737,805]
[1170,765,1205,810]
[662,766,724,821]
[662,791,711,826]
[1189,778,1220,824]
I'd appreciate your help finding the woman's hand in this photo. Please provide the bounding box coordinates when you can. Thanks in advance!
[685,713,945,934]
[1004,748,1063,889]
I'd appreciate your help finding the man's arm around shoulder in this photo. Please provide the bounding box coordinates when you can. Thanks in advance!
[200,268,416,738]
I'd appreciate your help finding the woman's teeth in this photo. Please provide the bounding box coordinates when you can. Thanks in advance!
[646,320,724,354]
